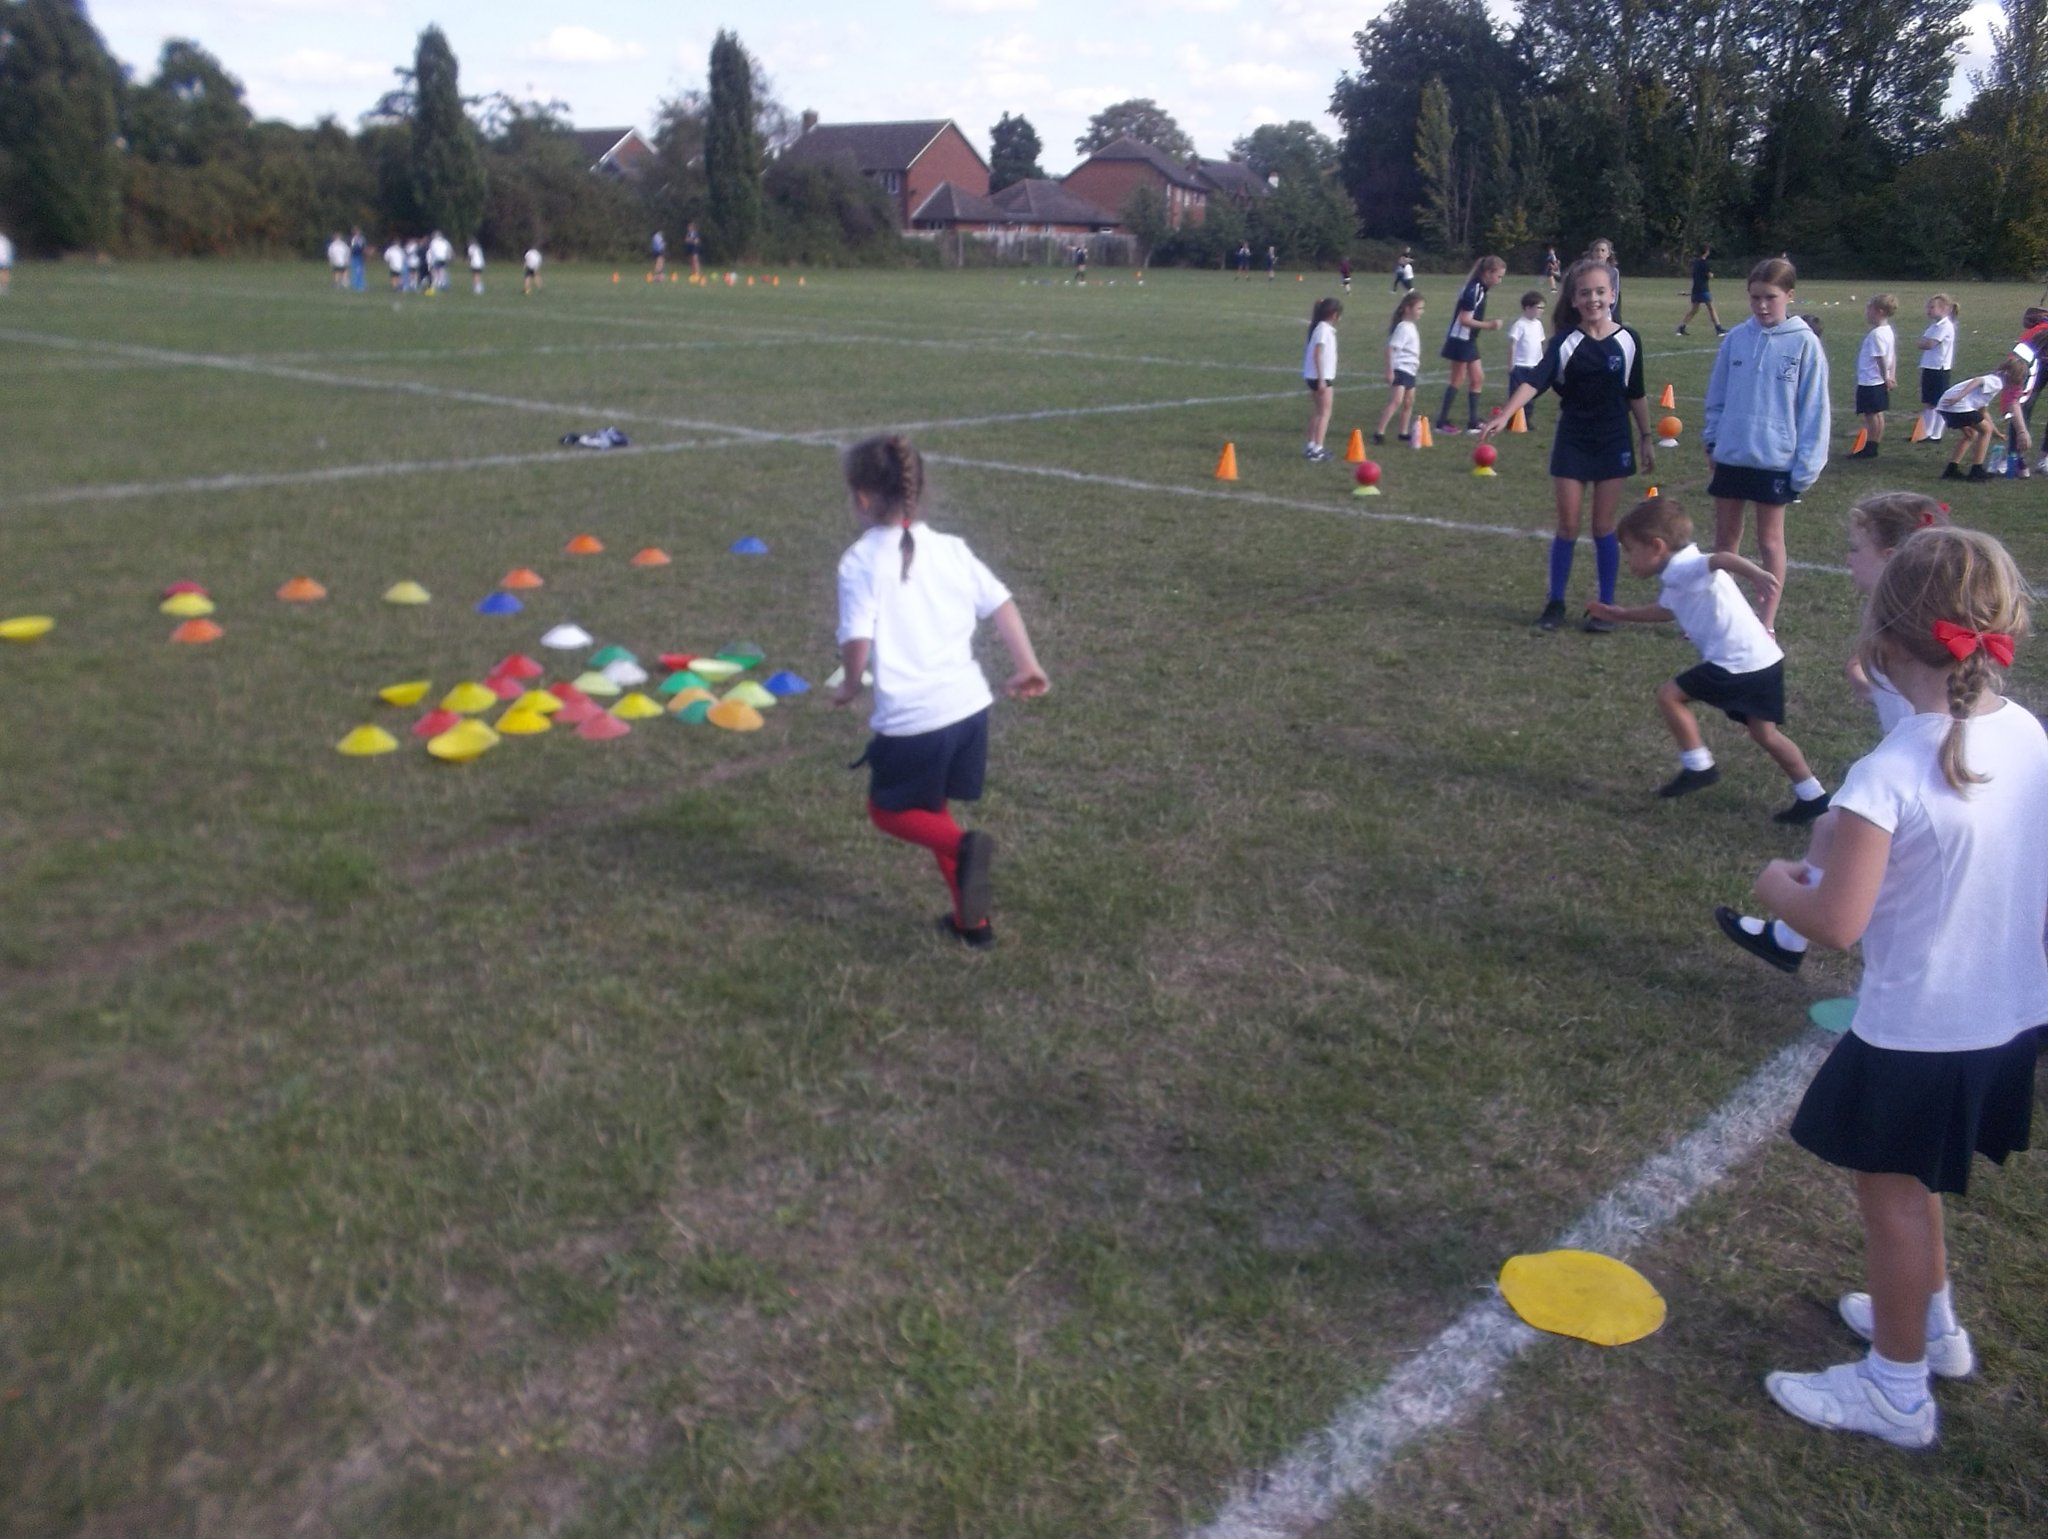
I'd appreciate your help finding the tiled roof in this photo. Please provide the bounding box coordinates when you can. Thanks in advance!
[991,179,1116,227]
[1075,136,1208,191]
[1193,158,1270,199]
[912,182,1007,223]
[571,128,645,168]
[782,120,986,175]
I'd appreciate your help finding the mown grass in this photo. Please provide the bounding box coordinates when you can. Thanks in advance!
[1,262,2043,1538]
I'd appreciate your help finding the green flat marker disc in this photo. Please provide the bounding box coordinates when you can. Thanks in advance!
[1808,997,1856,1035]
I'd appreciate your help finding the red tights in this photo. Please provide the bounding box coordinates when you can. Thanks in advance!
[868,801,963,921]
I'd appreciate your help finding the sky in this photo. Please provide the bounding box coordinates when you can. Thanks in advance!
[84,0,2003,171]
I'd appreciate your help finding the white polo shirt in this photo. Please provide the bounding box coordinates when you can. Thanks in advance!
[1656,543,1781,674]
[1302,321,1338,384]
[1856,322,1895,386]
[1508,315,1547,369]
[1388,320,1420,376]
[1834,700,2048,1051]
[837,522,1011,737]
[1921,315,1955,370]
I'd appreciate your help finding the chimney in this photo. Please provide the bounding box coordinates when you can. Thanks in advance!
[801,109,819,136]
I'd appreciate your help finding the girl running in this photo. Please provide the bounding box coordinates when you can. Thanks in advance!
[1480,258,1653,632]
[1702,257,1830,634]
[1747,527,2046,1449]
[1435,255,1506,434]
[1374,291,1425,446]
[833,436,1049,949]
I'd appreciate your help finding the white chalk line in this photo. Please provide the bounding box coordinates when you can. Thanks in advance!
[1186,1033,1831,1539]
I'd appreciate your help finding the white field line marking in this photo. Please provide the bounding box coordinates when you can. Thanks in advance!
[1187,1033,1831,1539]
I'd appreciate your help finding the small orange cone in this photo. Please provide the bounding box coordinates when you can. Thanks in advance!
[1215,442,1239,481]
[1910,413,1928,443]
[565,534,605,555]
[612,272,620,283]
[1508,408,1528,433]
[276,576,327,602]
[1646,485,1660,498]
[629,547,671,567]
[1413,417,1435,449]
[1344,428,1367,463]
[1658,384,1675,409]
[1852,427,1868,453]
[170,618,223,644]
[501,568,544,590]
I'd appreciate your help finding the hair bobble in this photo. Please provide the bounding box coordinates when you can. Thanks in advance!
[1933,620,2016,667]
[1919,511,1938,527]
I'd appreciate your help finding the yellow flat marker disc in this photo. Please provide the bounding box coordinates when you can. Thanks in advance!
[687,656,741,682]
[378,680,432,707]
[513,689,563,715]
[665,687,715,711]
[440,681,499,714]
[572,670,622,697]
[427,720,499,762]
[706,699,765,732]
[159,592,216,617]
[1498,1250,1666,1346]
[610,691,665,720]
[495,708,553,735]
[1,616,56,642]
[722,680,777,708]
[336,725,399,756]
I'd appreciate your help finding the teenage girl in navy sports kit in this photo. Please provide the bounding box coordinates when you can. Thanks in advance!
[1482,258,1654,632]
[1436,255,1506,434]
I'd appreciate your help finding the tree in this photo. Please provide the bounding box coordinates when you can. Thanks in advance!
[1075,98,1194,159]
[1414,79,1465,251]
[0,0,123,253]
[1230,122,1336,184]
[1121,185,1170,264]
[989,112,1045,192]
[704,30,764,259]
[409,26,485,234]
[124,40,253,168]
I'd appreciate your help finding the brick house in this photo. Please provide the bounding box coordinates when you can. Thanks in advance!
[1061,137,1209,228]
[571,127,655,178]
[1191,157,1271,208]
[780,119,989,230]
[911,177,1117,236]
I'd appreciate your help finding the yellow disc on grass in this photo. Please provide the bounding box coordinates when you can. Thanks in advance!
[1498,1250,1666,1346]
[440,681,499,714]
[723,680,777,708]
[513,689,562,715]
[0,615,55,642]
[378,680,432,707]
[159,592,216,617]
[336,725,399,756]
[495,707,553,735]
[572,670,622,697]
[611,691,665,720]
[687,656,741,682]
[665,687,715,711]
[427,719,500,762]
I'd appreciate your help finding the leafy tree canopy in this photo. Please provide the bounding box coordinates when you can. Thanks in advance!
[1075,98,1193,160]
[989,112,1045,192]
[1229,122,1336,183]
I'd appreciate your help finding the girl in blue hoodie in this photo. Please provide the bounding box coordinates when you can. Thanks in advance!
[1703,258,1831,635]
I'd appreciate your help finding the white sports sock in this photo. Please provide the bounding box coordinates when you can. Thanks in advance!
[1865,1348,1931,1412]
[1771,920,1808,952]
[1681,747,1714,771]
[1792,776,1825,801]
[1928,1283,1958,1336]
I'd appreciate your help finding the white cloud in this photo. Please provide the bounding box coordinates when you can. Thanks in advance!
[268,47,392,85]
[528,27,645,66]
[934,0,1037,12]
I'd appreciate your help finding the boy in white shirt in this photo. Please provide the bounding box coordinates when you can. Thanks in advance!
[523,247,543,295]
[1916,293,1956,442]
[327,233,349,288]
[1586,498,1830,822]
[468,238,485,294]
[1506,291,1548,428]
[1850,294,1898,458]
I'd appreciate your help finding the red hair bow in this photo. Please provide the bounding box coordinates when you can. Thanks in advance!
[1933,620,2016,666]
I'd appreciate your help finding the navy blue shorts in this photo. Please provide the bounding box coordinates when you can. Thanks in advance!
[861,708,989,812]
[1920,367,1951,406]
[1791,1027,2039,1194]
[1855,383,1890,415]
[1941,409,1984,431]
[1549,432,1636,483]
[1674,659,1784,724]
[1691,288,1711,304]
[1707,462,1798,505]
[1391,369,1417,389]
[1440,336,1480,364]
[1508,364,1539,399]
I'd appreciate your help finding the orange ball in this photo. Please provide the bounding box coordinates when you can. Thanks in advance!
[1658,415,1683,439]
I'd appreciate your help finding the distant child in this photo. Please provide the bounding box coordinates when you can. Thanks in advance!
[1543,245,1560,293]
[1235,241,1252,279]
[1339,256,1353,293]
[384,239,405,291]
[1302,297,1343,461]
[1392,247,1414,293]
[1074,244,1088,283]
[468,238,485,295]
[1504,290,1548,430]
[1916,294,1956,441]
[1749,527,2045,1450]
[685,221,702,281]
[1585,497,1830,821]
[1374,291,1425,445]
[1675,244,1726,336]
[1587,237,1622,323]
[1703,257,1830,634]
[1435,254,1506,434]
[1999,307,2048,472]
[651,229,666,277]
[1716,491,1948,974]
[1266,245,1278,281]
[1934,358,2026,481]
[327,232,349,288]
[523,246,543,295]
[1850,294,1899,458]
[832,435,1049,949]
[1483,260,1653,632]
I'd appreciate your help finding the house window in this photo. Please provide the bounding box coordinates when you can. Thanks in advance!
[881,171,902,194]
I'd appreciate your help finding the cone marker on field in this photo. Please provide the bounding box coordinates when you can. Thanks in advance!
[161,580,208,599]
[337,725,399,756]
[657,652,696,672]
[1343,429,1366,463]
[565,534,605,555]
[572,670,621,697]
[383,581,432,605]
[1214,442,1239,480]
[1646,485,1660,497]
[476,592,524,616]
[1851,427,1868,453]
[441,681,500,714]
[723,680,778,708]
[493,654,545,681]
[1508,408,1528,433]
[428,720,499,763]
[730,536,769,555]
[657,670,709,696]
[602,659,649,686]
[612,692,665,720]
[630,547,671,567]
[764,671,810,696]
[513,689,563,715]
[1910,414,1928,443]
[577,712,631,741]
[1,615,55,642]
[667,687,715,711]
[1658,383,1675,409]
[170,619,223,644]
[1413,418,1434,449]
[482,674,524,701]
[590,644,637,667]
[160,592,215,617]
[707,699,765,731]
[541,623,593,650]
[496,707,552,735]
[378,680,432,707]
[501,568,544,590]
[412,708,461,738]
[553,697,602,725]
[277,577,327,602]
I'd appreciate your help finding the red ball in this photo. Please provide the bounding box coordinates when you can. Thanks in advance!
[1473,442,1498,468]
[1355,459,1381,486]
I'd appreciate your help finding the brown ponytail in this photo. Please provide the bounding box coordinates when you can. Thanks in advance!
[843,434,926,579]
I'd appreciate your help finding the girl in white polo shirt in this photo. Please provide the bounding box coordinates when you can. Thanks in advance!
[833,436,1049,949]
[1747,527,2047,1449]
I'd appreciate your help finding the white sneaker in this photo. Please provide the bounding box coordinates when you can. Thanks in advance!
[1765,1360,1937,1449]
[1839,1292,1976,1378]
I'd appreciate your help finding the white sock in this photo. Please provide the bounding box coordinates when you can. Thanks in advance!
[1865,1348,1930,1411]
[1792,776,1825,801]
[1681,747,1714,771]
[1928,1283,1959,1336]
[1771,920,1808,953]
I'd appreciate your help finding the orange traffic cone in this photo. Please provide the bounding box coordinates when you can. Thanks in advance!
[1344,428,1367,463]
[1646,485,1660,498]
[1508,408,1528,433]
[1658,384,1675,409]
[1413,417,1435,449]
[1910,413,1928,443]
[611,272,620,283]
[1852,427,1868,453]
[1215,442,1239,481]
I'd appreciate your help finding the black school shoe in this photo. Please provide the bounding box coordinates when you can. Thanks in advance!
[1657,765,1721,798]
[1536,599,1568,630]
[1773,790,1831,825]
[1941,464,1964,480]
[1967,465,1991,482]
[954,830,996,930]
[1714,905,1805,973]
[936,915,996,950]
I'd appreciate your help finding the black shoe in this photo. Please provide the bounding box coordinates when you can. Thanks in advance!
[1536,599,1567,630]
[1657,765,1720,798]
[1850,444,1878,459]
[1714,905,1805,973]
[1581,610,1615,634]
[1715,326,1728,335]
[1675,325,1688,336]
[936,914,996,950]
[1967,465,1991,482]
[1372,432,1385,445]
[954,830,995,930]
[1774,790,1831,825]
[1941,463,1964,480]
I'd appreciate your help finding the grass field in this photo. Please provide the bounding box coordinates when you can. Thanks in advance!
[3,260,2045,1539]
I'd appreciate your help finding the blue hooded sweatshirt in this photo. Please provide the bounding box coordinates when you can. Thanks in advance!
[1703,314,1830,493]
